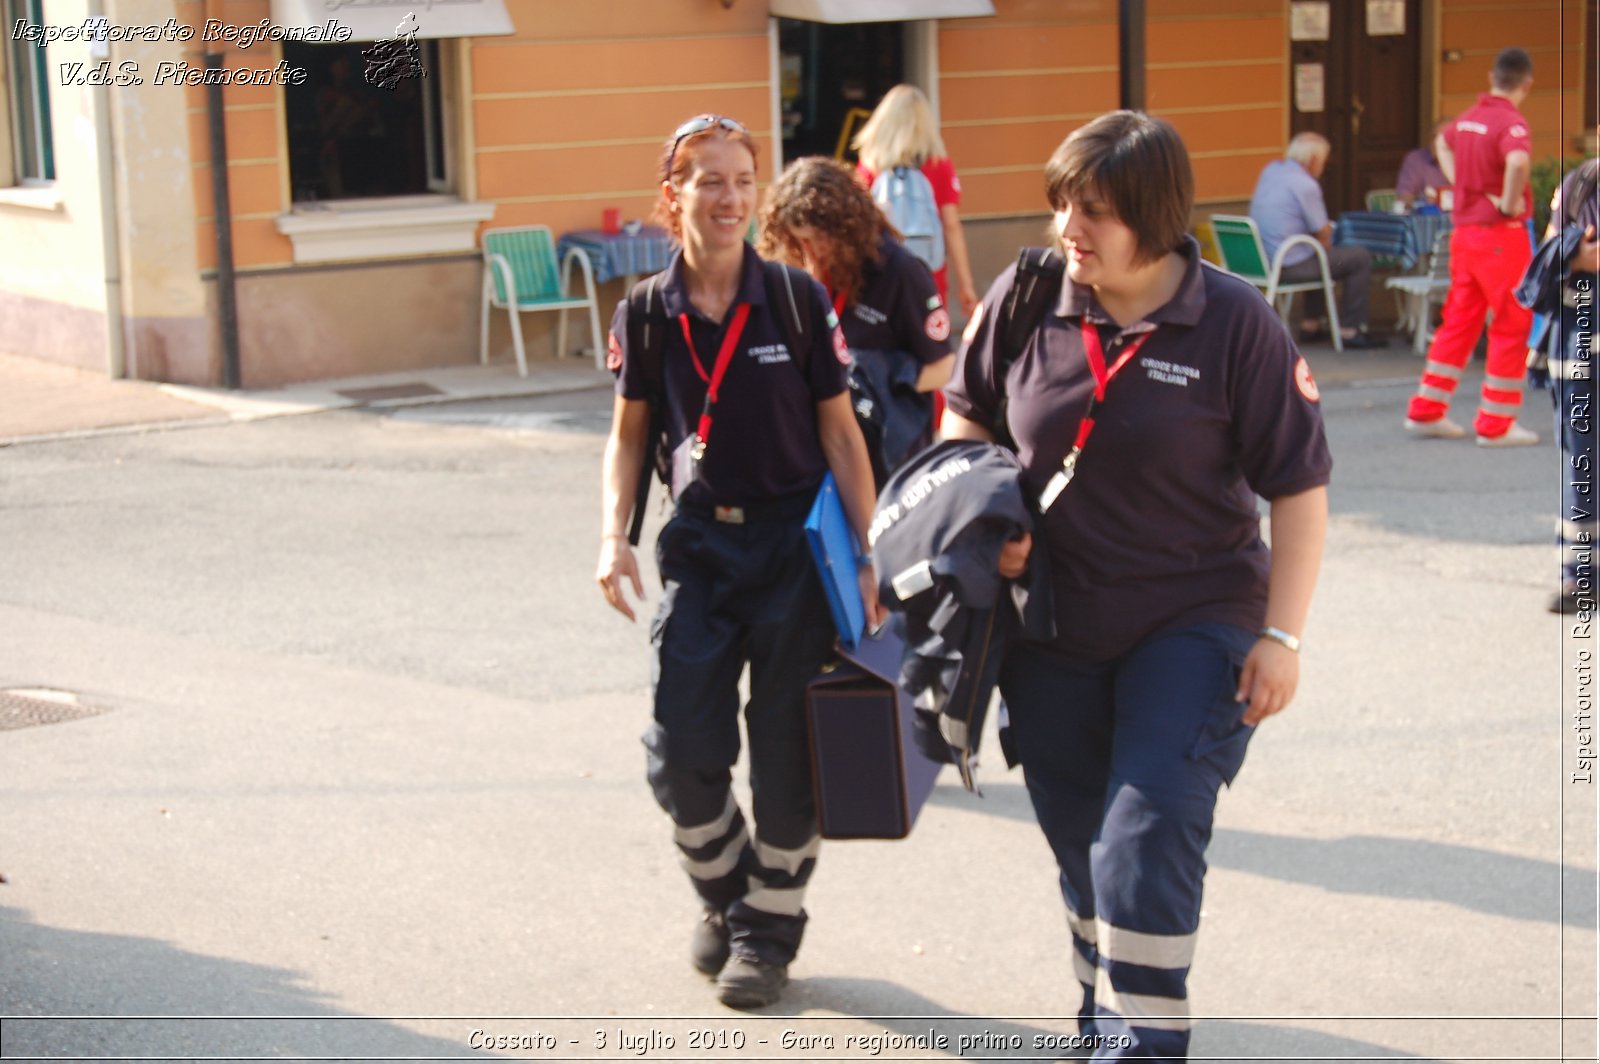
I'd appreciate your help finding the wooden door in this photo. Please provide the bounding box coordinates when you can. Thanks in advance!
[1289,0,1423,214]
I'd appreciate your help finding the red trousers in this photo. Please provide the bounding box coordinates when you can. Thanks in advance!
[1406,223,1534,436]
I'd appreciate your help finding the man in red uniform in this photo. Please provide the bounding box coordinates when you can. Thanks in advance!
[1404,47,1539,446]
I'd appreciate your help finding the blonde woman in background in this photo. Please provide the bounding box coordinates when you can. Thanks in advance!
[853,84,979,315]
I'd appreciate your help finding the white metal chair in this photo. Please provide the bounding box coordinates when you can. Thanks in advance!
[1385,228,1453,354]
[1209,214,1343,351]
[479,224,603,375]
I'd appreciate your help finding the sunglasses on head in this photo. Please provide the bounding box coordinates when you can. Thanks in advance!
[666,114,748,177]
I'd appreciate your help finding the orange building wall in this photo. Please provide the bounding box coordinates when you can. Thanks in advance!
[937,0,1120,220]
[1148,0,1285,205]
[173,0,1593,276]
[473,0,772,236]
[1437,0,1590,162]
[938,0,1286,217]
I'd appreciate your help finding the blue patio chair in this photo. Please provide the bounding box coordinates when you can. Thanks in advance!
[479,225,603,375]
[1209,214,1343,351]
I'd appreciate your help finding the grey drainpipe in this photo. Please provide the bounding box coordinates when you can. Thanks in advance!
[203,0,241,389]
[1119,0,1146,111]
[88,0,125,379]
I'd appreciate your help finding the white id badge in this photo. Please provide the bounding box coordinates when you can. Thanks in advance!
[1037,453,1078,513]
[670,436,705,500]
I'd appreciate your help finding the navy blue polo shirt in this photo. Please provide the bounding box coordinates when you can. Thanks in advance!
[609,243,850,505]
[945,236,1332,663]
[840,234,951,365]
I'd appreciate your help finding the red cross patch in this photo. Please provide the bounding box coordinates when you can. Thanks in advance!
[1295,356,1320,403]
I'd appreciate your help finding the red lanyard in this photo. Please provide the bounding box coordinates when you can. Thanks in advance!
[1038,322,1152,511]
[1070,323,1151,451]
[678,303,751,447]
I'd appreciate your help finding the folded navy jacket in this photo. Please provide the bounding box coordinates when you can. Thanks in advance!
[866,438,1055,790]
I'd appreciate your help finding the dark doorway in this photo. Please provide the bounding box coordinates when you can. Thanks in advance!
[777,18,907,164]
[1289,0,1423,214]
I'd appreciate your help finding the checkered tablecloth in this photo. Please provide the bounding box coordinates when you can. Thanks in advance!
[1335,210,1452,272]
[557,226,675,285]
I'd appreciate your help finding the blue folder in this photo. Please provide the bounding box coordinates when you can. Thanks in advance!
[804,473,866,649]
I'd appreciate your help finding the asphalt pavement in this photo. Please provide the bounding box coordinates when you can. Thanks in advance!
[0,343,1594,1063]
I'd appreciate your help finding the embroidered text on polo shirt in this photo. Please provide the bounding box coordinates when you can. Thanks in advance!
[747,344,792,365]
[1141,356,1201,387]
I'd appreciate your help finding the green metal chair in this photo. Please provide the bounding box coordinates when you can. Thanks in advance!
[479,225,602,375]
[1208,214,1343,351]
[1365,187,1398,213]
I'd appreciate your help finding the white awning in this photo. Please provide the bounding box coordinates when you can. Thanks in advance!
[768,0,994,22]
[270,0,514,43]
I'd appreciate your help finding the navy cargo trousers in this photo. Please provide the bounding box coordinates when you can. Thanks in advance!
[1000,623,1260,1063]
[643,501,837,967]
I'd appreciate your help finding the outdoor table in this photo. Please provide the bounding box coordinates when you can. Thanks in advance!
[1334,210,1452,272]
[556,225,675,289]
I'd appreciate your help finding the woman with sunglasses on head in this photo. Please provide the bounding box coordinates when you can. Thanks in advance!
[942,112,1330,1061]
[595,114,884,1010]
[759,156,955,486]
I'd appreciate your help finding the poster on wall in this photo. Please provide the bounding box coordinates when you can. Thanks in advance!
[1366,0,1405,35]
[1295,63,1326,113]
[1290,1,1330,41]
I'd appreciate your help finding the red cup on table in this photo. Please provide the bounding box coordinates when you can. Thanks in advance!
[602,208,622,234]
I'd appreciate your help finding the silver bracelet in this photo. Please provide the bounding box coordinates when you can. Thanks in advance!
[1259,625,1301,653]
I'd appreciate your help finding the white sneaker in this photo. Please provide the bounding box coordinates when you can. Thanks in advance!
[1476,422,1539,448]
[1404,416,1467,439]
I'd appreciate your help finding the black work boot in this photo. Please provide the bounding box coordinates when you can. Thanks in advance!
[715,953,788,1008]
[690,908,730,977]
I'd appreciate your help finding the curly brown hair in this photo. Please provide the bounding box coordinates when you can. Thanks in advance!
[758,156,896,305]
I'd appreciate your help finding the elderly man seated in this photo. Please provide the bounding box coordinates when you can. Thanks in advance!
[1249,132,1384,348]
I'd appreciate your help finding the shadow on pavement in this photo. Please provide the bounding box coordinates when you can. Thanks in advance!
[926,785,1594,928]
[1196,1018,1439,1062]
[1211,828,1596,927]
[0,904,474,1060]
[770,978,1440,1062]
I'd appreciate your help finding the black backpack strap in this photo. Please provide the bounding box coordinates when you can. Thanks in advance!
[761,259,815,375]
[993,246,1065,451]
[624,272,669,547]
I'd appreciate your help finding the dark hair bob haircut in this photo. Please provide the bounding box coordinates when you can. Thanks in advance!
[1044,110,1194,267]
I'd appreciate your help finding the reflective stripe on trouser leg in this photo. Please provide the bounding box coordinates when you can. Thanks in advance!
[1087,784,1203,1060]
[1408,226,1493,422]
[722,525,838,967]
[1472,227,1536,435]
[644,729,754,912]
[1089,624,1257,1062]
[998,642,1118,1041]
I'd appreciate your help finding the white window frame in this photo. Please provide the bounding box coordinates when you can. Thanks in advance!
[275,38,488,263]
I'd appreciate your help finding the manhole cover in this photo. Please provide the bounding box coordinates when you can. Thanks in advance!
[0,689,110,731]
